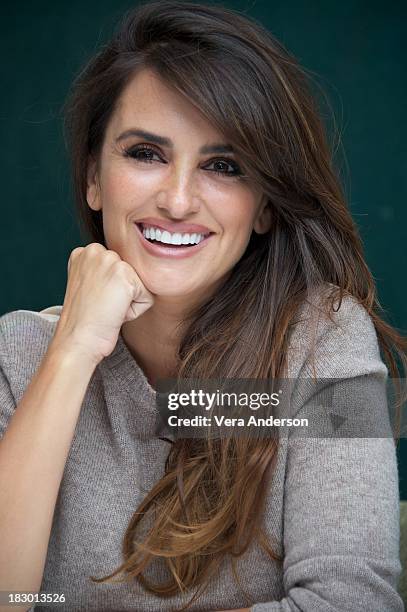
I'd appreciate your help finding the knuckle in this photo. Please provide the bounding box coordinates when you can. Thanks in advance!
[68,247,84,267]
[117,261,137,283]
[104,249,121,262]
[112,258,127,271]
[70,246,84,258]
[85,242,105,254]
[113,260,136,285]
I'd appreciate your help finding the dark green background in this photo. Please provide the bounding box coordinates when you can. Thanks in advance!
[1,1,406,493]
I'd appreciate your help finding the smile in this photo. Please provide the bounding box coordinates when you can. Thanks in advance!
[142,224,210,245]
[134,223,215,259]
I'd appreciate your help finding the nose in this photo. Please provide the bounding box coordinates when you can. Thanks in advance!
[155,167,201,218]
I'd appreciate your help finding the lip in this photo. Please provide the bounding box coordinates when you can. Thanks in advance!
[134,223,214,259]
[136,217,212,235]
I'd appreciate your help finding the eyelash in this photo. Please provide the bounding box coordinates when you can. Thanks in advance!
[123,144,242,177]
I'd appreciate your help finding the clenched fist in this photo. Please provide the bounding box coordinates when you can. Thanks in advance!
[51,243,154,365]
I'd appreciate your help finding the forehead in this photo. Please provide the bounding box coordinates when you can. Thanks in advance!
[107,67,223,143]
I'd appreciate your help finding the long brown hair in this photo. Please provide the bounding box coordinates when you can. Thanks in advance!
[62,1,407,608]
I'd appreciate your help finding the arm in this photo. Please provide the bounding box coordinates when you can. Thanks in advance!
[218,436,402,612]
[0,247,154,611]
[250,436,402,612]
[0,324,97,611]
[250,297,403,611]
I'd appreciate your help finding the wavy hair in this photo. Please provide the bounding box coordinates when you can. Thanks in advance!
[62,1,407,608]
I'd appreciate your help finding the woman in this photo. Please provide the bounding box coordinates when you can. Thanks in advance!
[0,1,405,610]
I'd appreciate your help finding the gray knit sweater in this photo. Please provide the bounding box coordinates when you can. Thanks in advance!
[0,294,403,611]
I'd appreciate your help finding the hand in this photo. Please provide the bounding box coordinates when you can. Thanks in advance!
[51,243,154,365]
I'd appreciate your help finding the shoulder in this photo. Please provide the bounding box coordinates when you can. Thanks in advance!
[287,284,387,379]
[0,306,62,390]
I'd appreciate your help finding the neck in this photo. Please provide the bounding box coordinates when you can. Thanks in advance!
[120,295,195,387]
[120,276,228,387]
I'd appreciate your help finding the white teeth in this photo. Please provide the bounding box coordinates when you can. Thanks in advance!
[171,233,183,245]
[140,224,208,245]
[161,231,172,244]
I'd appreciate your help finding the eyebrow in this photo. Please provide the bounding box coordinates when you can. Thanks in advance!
[115,128,234,155]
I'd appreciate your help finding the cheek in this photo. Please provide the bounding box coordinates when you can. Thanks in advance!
[215,195,257,239]
[100,166,153,212]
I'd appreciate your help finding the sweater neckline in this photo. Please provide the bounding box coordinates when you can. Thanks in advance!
[97,329,172,440]
[104,329,158,397]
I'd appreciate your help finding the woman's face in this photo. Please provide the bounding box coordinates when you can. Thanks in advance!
[87,68,271,301]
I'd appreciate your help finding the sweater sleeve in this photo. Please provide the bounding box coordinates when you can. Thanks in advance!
[0,308,58,439]
[251,297,403,612]
[0,322,17,439]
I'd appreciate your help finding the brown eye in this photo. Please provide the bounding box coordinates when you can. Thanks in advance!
[205,158,242,177]
[124,145,163,163]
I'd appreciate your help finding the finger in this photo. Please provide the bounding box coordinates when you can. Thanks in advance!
[131,276,154,302]
[67,247,84,274]
[130,299,153,319]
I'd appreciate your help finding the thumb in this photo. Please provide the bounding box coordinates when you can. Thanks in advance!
[124,275,155,321]
[128,298,154,320]
[124,288,154,321]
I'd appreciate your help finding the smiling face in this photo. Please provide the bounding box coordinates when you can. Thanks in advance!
[87,67,271,302]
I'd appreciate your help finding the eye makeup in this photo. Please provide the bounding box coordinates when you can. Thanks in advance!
[122,143,243,178]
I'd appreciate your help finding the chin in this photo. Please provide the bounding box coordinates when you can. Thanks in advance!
[142,276,208,300]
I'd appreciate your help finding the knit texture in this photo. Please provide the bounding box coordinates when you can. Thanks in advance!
[0,293,403,611]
